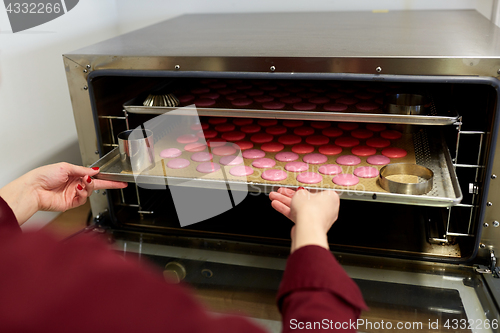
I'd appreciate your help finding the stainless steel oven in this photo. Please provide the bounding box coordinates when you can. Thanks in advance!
[64,10,500,332]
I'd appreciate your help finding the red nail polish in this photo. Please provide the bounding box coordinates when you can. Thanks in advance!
[77,184,83,190]
[86,176,92,183]
[297,187,305,190]
[91,167,99,171]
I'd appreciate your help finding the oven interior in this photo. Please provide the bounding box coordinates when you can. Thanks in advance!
[88,75,498,265]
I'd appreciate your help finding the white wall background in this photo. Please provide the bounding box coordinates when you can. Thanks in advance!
[0,0,498,230]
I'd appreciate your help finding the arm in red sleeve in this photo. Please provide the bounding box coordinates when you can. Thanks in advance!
[0,231,267,333]
[0,196,21,234]
[277,245,368,332]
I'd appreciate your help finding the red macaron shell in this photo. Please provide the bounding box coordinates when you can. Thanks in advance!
[179,95,195,103]
[208,117,227,125]
[241,124,262,133]
[382,147,407,158]
[338,123,359,131]
[266,125,287,135]
[250,133,274,143]
[293,126,315,136]
[197,129,218,139]
[355,102,379,111]
[381,130,403,140]
[322,128,343,138]
[233,118,253,126]
[215,123,236,132]
[335,137,360,148]
[258,119,278,127]
[351,145,377,156]
[366,137,391,148]
[231,98,254,106]
[221,131,245,141]
[194,98,216,107]
[310,121,331,129]
[366,123,387,132]
[283,120,304,128]
[226,93,247,101]
[292,144,315,154]
[351,129,374,139]
[308,97,330,104]
[261,142,285,152]
[318,144,342,155]
[293,102,316,111]
[323,103,348,111]
[253,95,274,103]
[233,141,254,150]
[262,101,286,110]
[305,135,330,146]
[278,135,302,145]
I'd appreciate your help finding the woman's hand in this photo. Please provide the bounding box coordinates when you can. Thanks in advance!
[269,187,340,253]
[0,162,128,225]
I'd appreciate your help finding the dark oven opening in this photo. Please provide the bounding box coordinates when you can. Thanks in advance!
[88,75,498,264]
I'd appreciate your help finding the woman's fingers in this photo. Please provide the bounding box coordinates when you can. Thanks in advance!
[92,179,128,190]
[269,191,292,208]
[64,163,100,178]
[271,200,291,219]
[277,187,296,198]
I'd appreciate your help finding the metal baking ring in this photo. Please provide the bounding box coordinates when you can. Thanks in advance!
[379,163,433,195]
[386,93,429,115]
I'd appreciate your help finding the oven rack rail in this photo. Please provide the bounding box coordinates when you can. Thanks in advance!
[123,97,460,126]
[90,129,463,208]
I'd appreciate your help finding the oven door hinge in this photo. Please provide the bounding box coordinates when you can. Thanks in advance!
[475,250,500,277]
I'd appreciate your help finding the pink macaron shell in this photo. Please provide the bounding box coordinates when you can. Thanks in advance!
[212,146,237,156]
[196,162,221,173]
[184,143,207,152]
[176,134,199,144]
[167,158,190,169]
[354,166,380,178]
[318,164,343,175]
[275,152,299,162]
[297,172,323,184]
[190,123,208,131]
[230,165,254,177]
[191,152,214,162]
[336,155,362,166]
[302,153,328,164]
[366,155,391,165]
[285,162,309,172]
[252,158,276,168]
[160,148,182,158]
[219,155,244,166]
[261,169,288,181]
[333,174,360,186]
[242,149,266,159]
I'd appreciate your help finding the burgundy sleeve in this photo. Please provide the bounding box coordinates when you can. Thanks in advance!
[0,232,267,333]
[0,196,21,234]
[277,245,368,333]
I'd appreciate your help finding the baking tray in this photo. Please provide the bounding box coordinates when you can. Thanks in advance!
[123,97,459,126]
[91,128,462,208]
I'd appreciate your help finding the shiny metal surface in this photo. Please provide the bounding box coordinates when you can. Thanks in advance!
[123,99,459,126]
[379,164,434,195]
[117,129,155,172]
[90,129,462,207]
[65,11,500,78]
[386,94,428,115]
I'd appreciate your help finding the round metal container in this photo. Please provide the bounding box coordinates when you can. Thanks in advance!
[386,94,428,115]
[118,129,155,173]
[379,163,433,195]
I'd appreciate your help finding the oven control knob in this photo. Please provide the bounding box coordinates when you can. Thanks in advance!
[163,261,186,283]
